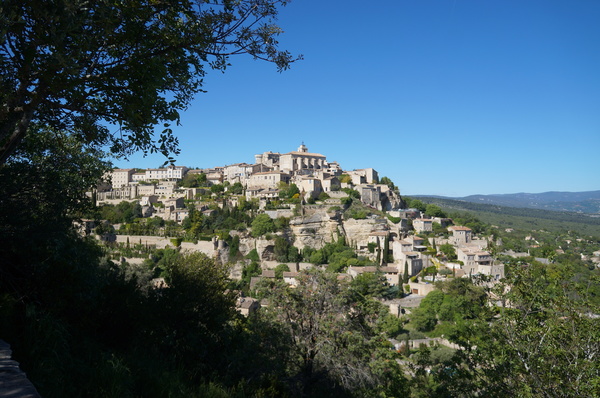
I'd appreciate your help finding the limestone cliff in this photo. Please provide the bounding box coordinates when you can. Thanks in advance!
[289,209,343,251]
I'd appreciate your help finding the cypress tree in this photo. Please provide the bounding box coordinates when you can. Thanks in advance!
[403,261,409,284]
[383,237,390,264]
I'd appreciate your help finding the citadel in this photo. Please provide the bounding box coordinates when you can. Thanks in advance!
[101,143,401,212]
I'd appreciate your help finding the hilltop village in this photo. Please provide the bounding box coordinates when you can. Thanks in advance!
[92,144,505,307]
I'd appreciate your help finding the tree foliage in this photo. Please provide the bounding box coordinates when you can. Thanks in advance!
[411,264,600,397]
[263,268,407,396]
[251,213,275,237]
[0,0,300,163]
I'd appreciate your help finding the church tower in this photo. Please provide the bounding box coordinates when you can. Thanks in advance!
[297,142,308,153]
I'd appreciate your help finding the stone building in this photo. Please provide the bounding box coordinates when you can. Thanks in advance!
[110,168,135,188]
[413,218,433,233]
[347,168,378,185]
[457,247,503,280]
[254,151,281,169]
[448,226,472,245]
[223,163,258,184]
[278,143,327,174]
[248,171,291,190]
[128,165,188,182]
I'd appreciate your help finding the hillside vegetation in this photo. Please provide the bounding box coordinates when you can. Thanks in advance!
[422,191,600,213]
[413,196,600,237]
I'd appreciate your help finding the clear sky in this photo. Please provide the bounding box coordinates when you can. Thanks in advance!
[114,0,600,197]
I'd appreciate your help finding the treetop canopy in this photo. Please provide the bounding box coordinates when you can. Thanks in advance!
[0,0,299,164]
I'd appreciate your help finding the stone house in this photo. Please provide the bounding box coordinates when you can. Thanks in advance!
[142,165,188,181]
[236,297,260,316]
[110,168,135,188]
[283,271,299,286]
[448,226,472,245]
[347,266,400,286]
[347,168,378,185]
[248,171,291,190]
[407,281,437,296]
[223,162,258,184]
[140,195,159,206]
[413,218,433,234]
[457,248,495,276]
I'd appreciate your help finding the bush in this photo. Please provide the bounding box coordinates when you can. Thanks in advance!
[318,192,330,201]
[340,197,352,206]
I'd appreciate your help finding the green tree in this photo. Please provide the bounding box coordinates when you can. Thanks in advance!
[429,263,600,397]
[380,176,396,191]
[264,268,406,396]
[339,174,352,184]
[0,126,111,251]
[274,263,290,279]
[251,214,275,238]
[410,290,445,332]
[210,184,225,195]
[407,198,426,212]
[439,243,457,261]
[425,204,446,218]
[278,182,300,199]
[229,182,244,195]
[179,173,201,188]
[350,272,388,299]
[274,236,290,263]
[0,0,299,164]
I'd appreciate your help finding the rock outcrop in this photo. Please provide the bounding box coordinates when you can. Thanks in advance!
[289,210,343,251]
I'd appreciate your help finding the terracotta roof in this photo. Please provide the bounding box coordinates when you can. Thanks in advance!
[449,226,472,231]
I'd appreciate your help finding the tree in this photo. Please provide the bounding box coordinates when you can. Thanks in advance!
[274,236,290,262]
[350,272,388,299]
[425,204,446,218]
[251,213,275,237]
[407,198,426,212]
[151,251,237,369]
[229,182,244,195]
[278,182,300,199]
[0,0,300,164]
[274,263,290,279]
[439,243,457,261]
[0,125,111,243]
[210,183,225,195]
[428,263,600,397]
[264,268,405,395]
[380,176,396,191]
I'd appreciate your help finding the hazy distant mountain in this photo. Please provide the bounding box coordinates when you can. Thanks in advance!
[416,191,600,214]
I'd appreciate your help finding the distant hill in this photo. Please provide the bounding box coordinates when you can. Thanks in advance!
[410,196,600,237]
[416,191,600,214]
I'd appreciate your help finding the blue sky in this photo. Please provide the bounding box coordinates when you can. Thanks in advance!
[114,0,600,197]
